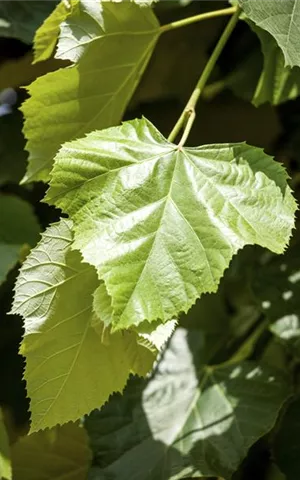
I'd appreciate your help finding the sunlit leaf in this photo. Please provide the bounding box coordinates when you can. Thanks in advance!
[46,118,296,330]
[11,219,155,431]
[21,1,159,182]
[33,0,75,64]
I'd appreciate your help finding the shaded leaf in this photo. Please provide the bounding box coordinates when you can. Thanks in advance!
[0,409,11,480]
[0,1,57,44]
[86,328,290,480]
[250,23,300,106]
[238,0,300,68]
[46,118,296,330]
[0,53,66,91]
[0,109,27,185]
[253,244,300,324]
[11,219,155,431]
[12,422,91,479]
[21,1,159,182]
[0,195,40,284]
[274,398,300,480]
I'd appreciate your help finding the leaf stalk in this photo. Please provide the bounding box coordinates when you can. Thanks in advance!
[160,6,238,33]
[168,6,242,145]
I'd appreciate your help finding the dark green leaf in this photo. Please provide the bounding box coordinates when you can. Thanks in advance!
[86,328,290,480]
[0,1,57,44]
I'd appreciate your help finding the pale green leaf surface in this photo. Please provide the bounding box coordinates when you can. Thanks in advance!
[0,195,40,284]
[0,1,57,44]
[21,2,159,182]
[0,409,11,480]
[12,422,91,480]
[238,0,300,67]
[33,0,74,64]
[11,219,155,431]
[86,328,290,480]
[46,118,296,330]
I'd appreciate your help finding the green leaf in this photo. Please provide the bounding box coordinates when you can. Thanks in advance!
[0,195,40,284]
[253,244,300,324]
[21,1,159,182]
[93,282,176,350]
[46,118,296,330]
[86,328,290,480]
[0,409,11,480]
[250,23,300,106]
[11,218,155,431]
[0,1,57,44]
[237,0,300,68]
[12,422,91,479]
[274,398,300,480]
[213,21,300,107]
[33,0,75,64]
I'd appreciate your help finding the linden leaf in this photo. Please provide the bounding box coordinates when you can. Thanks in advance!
[11,219,155,432]
[238,0,300,68]
[86,328,290,479]
[33,0,76,64]
[21,1,159,182]
[12,422,90,480]
[46,118,296,330]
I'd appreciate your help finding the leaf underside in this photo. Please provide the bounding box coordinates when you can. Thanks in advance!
[238,0,300,68]
[11,219,155,432]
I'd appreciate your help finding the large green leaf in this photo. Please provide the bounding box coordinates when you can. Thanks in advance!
[0,1,57,44]
[238,0,300,68]
[86,327,290,480]
[11,219,155,432]
[12,422,91,479]
[0,195,40,284]
[0,409,11,480]
[46,118,296,330]
[21,1,159,182]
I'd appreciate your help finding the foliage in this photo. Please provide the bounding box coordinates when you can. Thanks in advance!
[1,0,300,479]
